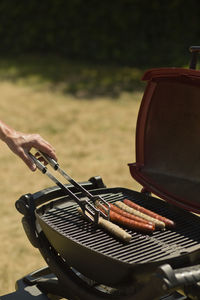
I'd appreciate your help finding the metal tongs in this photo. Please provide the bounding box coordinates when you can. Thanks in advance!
[29,151,110,224]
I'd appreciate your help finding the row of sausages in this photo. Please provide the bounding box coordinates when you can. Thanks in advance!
[95,199,175,242]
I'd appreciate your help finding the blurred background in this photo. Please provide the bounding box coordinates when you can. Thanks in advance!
[0,0,200,295]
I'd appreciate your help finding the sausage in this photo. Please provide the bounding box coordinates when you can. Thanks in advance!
[77,207,132,243]
[109,210,155,233]
[98,215,132,242]
[115,201,165,229]
[96,201,151,225]
[109,203,154,226]
[96,202,155,233]
[124,199,175,228]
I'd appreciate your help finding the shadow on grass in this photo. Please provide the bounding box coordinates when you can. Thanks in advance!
[0,54,146,98]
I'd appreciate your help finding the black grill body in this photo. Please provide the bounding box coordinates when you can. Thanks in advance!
[35,186,200,287]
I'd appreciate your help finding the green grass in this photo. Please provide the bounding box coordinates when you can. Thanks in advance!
[0,54,146,98]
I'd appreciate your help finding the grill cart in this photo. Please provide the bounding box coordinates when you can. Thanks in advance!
[2,46,200,300]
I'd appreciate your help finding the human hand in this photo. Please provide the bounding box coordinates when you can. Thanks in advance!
[4,131,57,171]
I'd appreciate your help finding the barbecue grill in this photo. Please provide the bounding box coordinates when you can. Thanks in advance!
[11,46,200,300]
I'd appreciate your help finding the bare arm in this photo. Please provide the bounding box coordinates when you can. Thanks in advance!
[0,120,57,171]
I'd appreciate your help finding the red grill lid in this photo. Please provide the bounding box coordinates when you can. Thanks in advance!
[129,68,200,213]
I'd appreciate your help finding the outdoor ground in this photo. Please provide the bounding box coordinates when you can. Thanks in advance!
[0,56,144,296]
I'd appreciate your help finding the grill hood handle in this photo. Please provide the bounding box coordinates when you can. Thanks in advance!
[189,45,200,69]
[132,263,200,300]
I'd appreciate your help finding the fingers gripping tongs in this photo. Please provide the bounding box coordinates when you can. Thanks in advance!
[29,152,110,224]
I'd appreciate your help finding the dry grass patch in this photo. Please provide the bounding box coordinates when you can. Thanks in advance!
[0,80,143,295]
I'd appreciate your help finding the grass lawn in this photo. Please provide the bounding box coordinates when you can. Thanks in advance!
[0,56,145,295]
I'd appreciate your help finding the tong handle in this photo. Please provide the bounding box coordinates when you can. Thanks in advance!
[29,153,47,173]
[29,152,105,224]
[38,151,110,220]
[40,152,59,170]
[39,151,93,198]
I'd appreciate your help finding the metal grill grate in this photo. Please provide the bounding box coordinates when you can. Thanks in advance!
[39,188,200,264]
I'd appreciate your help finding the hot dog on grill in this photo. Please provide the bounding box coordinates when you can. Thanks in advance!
[108,210,155,233]
[109,203,154,226]
[98,215,132,242]
[115,201,165,229]
[77,207,132,243]
[124,199,175,228]
[96,202,155,233]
